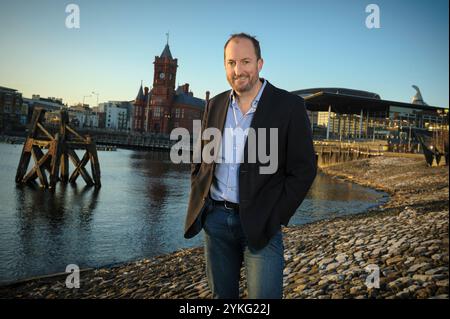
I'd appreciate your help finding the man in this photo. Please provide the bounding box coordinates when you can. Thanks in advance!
[184,33,317,299]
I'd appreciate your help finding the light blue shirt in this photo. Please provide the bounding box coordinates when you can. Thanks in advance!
[210,79,267,204]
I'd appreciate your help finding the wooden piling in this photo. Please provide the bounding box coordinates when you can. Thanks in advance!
[15,107,101,189]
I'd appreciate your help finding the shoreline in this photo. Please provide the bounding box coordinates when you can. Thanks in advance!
[0,155,448,299]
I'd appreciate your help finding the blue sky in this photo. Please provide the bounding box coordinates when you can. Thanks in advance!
[0,0,448,107]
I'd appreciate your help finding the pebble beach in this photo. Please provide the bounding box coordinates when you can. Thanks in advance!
[0,155,448,299]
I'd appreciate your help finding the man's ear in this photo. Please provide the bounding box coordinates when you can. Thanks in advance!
[258,58,264,72]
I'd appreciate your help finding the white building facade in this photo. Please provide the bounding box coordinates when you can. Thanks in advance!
[98,101,132,131]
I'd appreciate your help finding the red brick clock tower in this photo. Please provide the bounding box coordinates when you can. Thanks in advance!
[149,40,178,133]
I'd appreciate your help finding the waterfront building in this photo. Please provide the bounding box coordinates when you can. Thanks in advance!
[133,41,206,135]
[23,95,65,112]
[294,87,448,147]
[97,101,132,131]
[65,104,99,129]
[0,86,25,132]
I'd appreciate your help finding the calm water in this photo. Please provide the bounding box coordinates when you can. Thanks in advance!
[0,143,388,284]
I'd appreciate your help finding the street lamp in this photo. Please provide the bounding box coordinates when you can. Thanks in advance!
[92,91,99,107]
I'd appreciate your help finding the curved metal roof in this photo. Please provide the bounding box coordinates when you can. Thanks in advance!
[291,87,381,99]
[301,91,445,115]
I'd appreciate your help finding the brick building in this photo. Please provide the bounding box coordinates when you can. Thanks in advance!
[0,86,26,132]
[133,42,208,134]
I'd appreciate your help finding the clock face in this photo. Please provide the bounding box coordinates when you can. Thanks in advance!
[159,72,165,79]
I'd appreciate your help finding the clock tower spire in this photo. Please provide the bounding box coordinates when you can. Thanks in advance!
[149,38,178,133]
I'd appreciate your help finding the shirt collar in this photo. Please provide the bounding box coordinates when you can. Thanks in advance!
[229,78,267,113]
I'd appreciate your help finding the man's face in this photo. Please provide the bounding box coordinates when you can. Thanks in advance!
[224,38,263,94]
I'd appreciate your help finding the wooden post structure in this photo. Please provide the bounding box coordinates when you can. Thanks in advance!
[15,107,101,189]
[60,110,69,183]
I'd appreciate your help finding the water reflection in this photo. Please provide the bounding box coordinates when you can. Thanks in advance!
[13,184,99,276]
[290,172,388,225]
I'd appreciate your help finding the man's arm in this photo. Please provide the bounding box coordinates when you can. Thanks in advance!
[277,98,317,225]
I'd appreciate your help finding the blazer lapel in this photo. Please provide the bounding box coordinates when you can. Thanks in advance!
[249,81,274,130]
[209,91,230,133]
[243,81,275,163]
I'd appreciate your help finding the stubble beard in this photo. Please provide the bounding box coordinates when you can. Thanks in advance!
[228,71,259,94]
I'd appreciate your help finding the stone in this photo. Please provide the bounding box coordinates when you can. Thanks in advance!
[385,256,404,266]
[355,239,364,246]
[283,268,292,276]
[294,284,308,292]
[353,251,364,260]
[428,245,440,251]
[388,277,410,290]
[309,265,319,275]
[405,285,419,293]
[318,278,330,286]
[422,239,441,246]
[436,280,449,288]
[299,266,310,274]
[371,248,383,257]
[424,267,447,275]
[350,286,364,295]
[407,263,429,273]
[431,274,447,281]
[309,257,319,266]
[325,262,340,272]
[395,290,411,298]
[413,247,427,254]
[415,289,430,299]
[412,274,432,282]
[335,253,348,264]
[318,257,335,268]
[431,254,442,261]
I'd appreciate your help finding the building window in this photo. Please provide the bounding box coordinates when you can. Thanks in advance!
[175,108,180,118]
[154,107,161,118]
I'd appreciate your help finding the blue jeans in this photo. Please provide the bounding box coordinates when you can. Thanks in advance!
[203,204,284,299]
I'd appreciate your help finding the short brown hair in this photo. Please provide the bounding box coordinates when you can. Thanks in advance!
[224,33,262,61]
